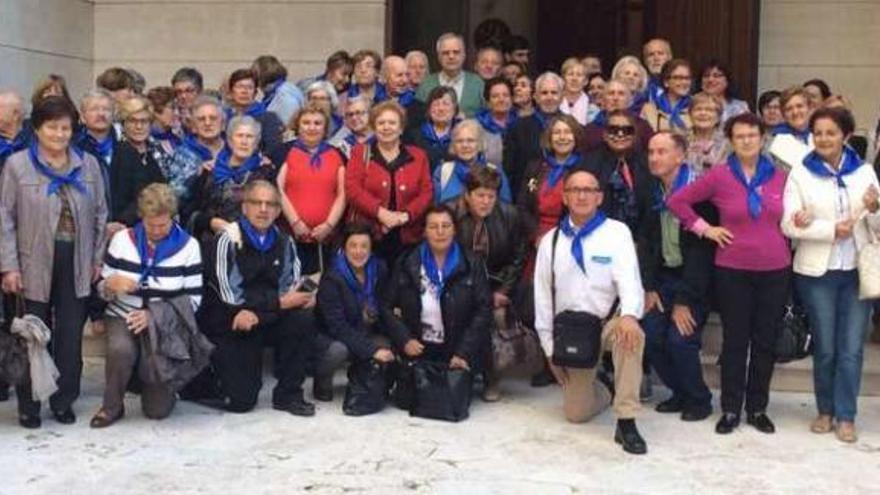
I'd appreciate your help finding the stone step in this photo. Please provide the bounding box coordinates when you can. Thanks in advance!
[700,316,880,396]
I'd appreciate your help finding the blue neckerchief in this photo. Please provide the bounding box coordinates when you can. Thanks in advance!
[331,114,343,135]
[646,76,663,104]
[397,89,416,107]
[591,110,608,127]
[727,153,776,220]
[420,241,461,293]
[420,121,453,151]
[225,101,267,122]
[652,164,692,211]
[344,132,374,147]
[558,212,607,273]
[347,83,387,104]
[655,92,691,130]
[239,217,277,253]
[28,142,86,197]
[262,79,284,107]
[532,110,554,130]
[133,221,190,284]
[543,151,581,190]
[476,108,517,135]
[150,128,182,148]
[333,249,379,313]
[0,130,29,163]
[76,129,114,164]
[290,139,332,170]
[182,135,214,161]
[772,123,811,144]
[630,91,648,114]
[802,146,862,188]
[212,147,261,185]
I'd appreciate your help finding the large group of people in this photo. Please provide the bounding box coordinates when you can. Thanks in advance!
[0,26,879,457]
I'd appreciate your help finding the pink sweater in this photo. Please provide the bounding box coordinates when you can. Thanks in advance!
[667,162,791,271]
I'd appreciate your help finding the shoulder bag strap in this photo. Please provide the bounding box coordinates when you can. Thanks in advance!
[550,227,560,316]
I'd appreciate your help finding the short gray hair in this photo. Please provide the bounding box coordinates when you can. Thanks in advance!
[227,115,262,142]
[450,119,484,154]
[535,71,564,92]
[80,88,114,111]
[190,95,225,122]
[306,80,339,110]
[435,32,465,54]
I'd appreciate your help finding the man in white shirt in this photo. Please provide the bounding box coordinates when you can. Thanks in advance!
[534,168,647,454]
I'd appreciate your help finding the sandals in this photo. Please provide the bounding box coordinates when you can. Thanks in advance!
[810,414,833,434]
[90,407,124,429]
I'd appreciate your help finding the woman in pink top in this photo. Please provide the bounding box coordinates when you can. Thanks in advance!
[668,113,791,436]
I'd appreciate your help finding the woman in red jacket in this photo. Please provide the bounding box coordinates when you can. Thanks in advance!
[345,101,432,263]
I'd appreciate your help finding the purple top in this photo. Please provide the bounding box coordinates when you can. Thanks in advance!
[667,160,791,271]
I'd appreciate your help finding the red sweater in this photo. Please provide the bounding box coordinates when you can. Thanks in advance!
[345,143,433,245]
[282,146,343,232]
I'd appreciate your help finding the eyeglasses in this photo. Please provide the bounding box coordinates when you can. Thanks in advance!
[606,125,635,138]
[244,199,280,209]
[125,117,151,127]
[564,186,602,196]
[668,75,692,81]
[344,110,367,118]
[195,115,221,123]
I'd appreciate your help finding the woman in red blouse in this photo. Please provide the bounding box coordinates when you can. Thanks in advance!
[345,101,433,263]
[277,104,347,275]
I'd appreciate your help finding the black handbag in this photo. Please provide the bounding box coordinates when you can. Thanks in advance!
[342,359,388,416]
[775,301,812,363]
[391,358,415,410]
[549,229,607,369]
[409,360,472,422]
[0,296,29,386]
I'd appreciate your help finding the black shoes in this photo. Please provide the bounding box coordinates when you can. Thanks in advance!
[655,396,684,413]
[273,397,316,417]
[312,376,334,402]
[681,403,713,422]
[0,387,9,402]
[746,412,776,434]
[715,412,740,434]
[530,368,557,388]
[52,408,76,425]
[19,414,41,429]
[614,419,647,455]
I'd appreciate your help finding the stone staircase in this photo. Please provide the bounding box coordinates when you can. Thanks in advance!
[700,314,880,396]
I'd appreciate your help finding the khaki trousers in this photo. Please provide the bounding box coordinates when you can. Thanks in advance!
[555,317,644,422]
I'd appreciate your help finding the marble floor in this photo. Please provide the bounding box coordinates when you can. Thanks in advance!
[0,359,878,495]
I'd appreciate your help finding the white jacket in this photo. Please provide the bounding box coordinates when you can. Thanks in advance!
[781,161,880,276]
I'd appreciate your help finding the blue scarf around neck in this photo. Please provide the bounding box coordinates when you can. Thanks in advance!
[150,128,182,148]
[543,150,581,190]
[28,142,86,196]
[239,217,278,253]
[133,221,190,284]
[802,145,861,188]
[727,153,776,220]
[0,130,29,163]
[421,121,453,151]
[182,135,215,161]
[655,92,691,130]
[652,164,692,211]
[558,211,607,273]
[348,83,387,104]
[77,128,114,164]
[476,108,517,136]
[290,139,332,170]
[333,250,379,313]
[212,147,261,186]
[396,89,416,107]
[772,123,811,144]
[420,241,461,293]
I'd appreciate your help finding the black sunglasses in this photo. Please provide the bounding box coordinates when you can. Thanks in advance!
[606,125,636,138]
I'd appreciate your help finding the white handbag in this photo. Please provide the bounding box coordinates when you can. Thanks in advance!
[858,215,880,300]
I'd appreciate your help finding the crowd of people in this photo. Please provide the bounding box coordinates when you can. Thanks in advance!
[1,25,879,456]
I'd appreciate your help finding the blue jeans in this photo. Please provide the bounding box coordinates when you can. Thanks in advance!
[796,270,872,421]
[642,270,712,407]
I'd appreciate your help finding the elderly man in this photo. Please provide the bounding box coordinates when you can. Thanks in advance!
[197,180,317,415]
[76,90,119,205]
[637,132,714,422]
[405,50,429,88]
[534,168,647,455]
[581,79,654,153]
[474,46,504,81]
[502,71,565,193]
[0,90,30,169]
[383,55,426,131]
[642,38,673,104]
[415,32,484,117]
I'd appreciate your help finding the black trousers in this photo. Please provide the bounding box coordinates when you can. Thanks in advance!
[209,308,315,411]
[715,266,790,415]
[17,241,89,416]
[297,242,333,277]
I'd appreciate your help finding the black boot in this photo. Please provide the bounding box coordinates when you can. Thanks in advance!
[614,419,647,455]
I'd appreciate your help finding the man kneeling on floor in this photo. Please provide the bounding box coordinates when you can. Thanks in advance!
[534,168,648,454]
[197,179,317,416]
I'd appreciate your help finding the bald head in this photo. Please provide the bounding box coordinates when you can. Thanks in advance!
[0,90,25,134]
[383,55,410,96]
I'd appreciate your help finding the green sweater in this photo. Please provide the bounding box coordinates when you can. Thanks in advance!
[415,71,485,117]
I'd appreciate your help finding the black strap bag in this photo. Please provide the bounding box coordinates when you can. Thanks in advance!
[409,360,472,422]
[549,228,605,369]
[342,359,389,416]
[775,300,812,363]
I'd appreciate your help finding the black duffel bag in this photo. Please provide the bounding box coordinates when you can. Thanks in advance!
[775,301,812,363]
[409,360,472,422]
[552,310,603,369]
[342,359,388,416]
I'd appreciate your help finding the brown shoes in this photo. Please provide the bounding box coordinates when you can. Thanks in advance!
[90,407,124,428]
[810,414,832,434]
[836,421,857,443]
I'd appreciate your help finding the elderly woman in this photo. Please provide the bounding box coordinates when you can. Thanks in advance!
[346,101,433,263]
[559,58,592,126]
[611,56,649,113]
[581,79,654,153]
[781,107,880,443]
[686,92,730,175]
[475,77,517,167]
[109,96,168,228]
[0,96,108,428]
[190,115,274,243]
[669,113,791,435]
[166,96,226,215]
[341,50,386,110]
[406,86,459,171]
[405,50,430,89]
[313,223,394,403]
[146,86,182,154]
[449,167,526,400]
[640,59,694,133]
[0,90,30,170]
[768,86,814,169]
[304,80,343,137]
[328,96,373,160]
[381,204,492,384]
[434,119,512,204]
[225,69,284,155]
[699,61,749,125]
[277,104,346,275]
[90,183,203,427]
[585,110,651,233]
[758,90,783,129]
[513,74,535,117]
